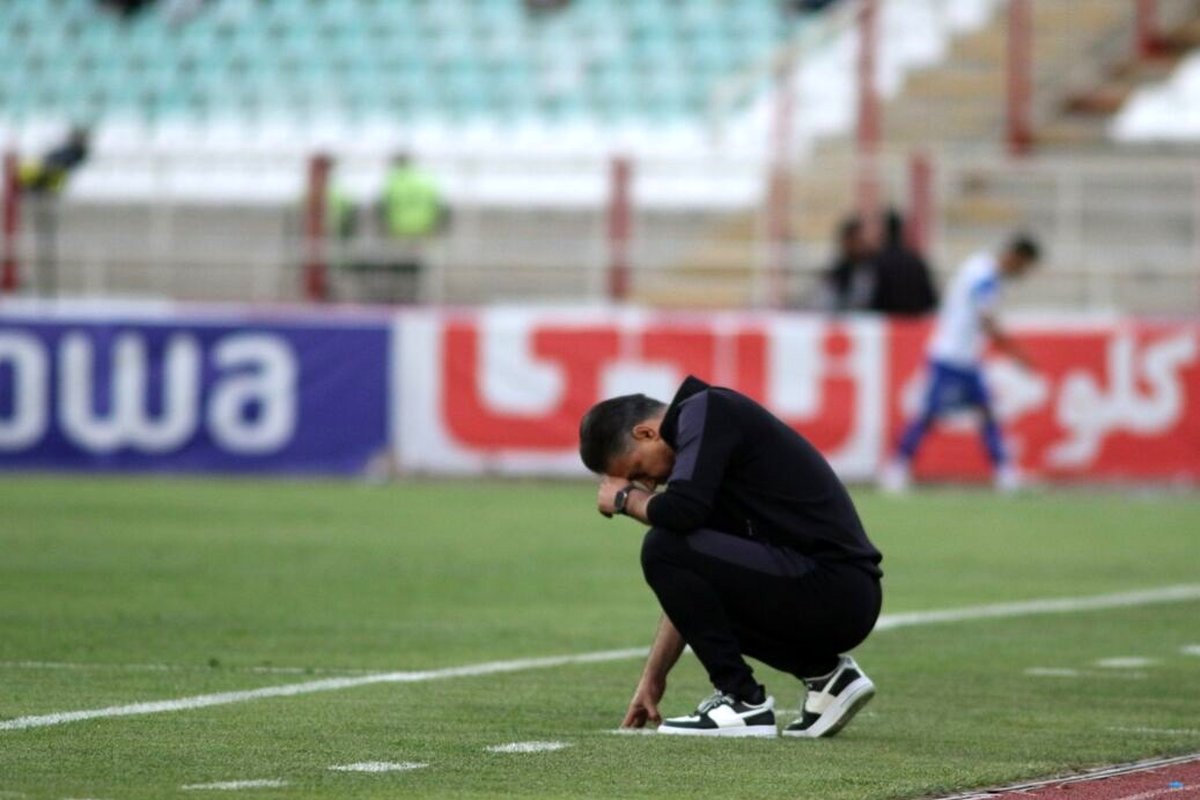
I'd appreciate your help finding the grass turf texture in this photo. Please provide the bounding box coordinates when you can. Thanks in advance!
[0,476,1197,799]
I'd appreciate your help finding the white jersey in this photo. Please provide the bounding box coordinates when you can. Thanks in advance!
[928,251,1001,367]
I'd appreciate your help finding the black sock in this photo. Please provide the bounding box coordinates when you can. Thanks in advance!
[741,684,767,705]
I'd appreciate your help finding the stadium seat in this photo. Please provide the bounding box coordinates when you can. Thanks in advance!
[0,0,807,134]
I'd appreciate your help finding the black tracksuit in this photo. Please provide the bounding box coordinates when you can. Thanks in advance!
[642,376,882,701]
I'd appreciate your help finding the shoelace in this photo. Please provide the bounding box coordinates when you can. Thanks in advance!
[697,691,734,714]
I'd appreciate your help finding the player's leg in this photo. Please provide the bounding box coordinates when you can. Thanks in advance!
[713,553,880,739]
[768,561,881,738]
[639,527,767,702]
[884,361,949,490]
[640,527,880,737]
[966,369,1017,490]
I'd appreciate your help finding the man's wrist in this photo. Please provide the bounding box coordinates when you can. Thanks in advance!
[613,484,638,515]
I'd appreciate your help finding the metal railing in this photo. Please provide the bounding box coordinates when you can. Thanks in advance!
[1,149,1197,315]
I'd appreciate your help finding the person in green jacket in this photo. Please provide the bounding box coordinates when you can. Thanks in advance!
[381,152,446,240]
[377,152,446,301]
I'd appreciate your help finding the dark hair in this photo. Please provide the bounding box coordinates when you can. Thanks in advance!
[838,215,862,241]
[883,208,904,247]
[1008,233,1041,262]
[579,394,667,474]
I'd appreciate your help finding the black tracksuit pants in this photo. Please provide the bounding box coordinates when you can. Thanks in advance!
[641,526,882,702]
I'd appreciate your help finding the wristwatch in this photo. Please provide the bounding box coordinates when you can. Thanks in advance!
[613,484,639,516]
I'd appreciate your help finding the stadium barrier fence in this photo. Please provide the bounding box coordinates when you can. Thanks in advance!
[1,302,1197,483]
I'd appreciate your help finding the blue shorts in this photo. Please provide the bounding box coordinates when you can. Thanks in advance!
[920,359,993,416]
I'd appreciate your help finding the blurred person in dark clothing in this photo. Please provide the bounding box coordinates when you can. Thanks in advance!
[525,0,570,12]
[98,0,154,19]
[18,127,90,194]
[785,0,841,13]
[869,209,938,316]
[818,216,876,313]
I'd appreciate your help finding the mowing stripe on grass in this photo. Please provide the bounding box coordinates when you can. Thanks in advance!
[3,584,1198,733]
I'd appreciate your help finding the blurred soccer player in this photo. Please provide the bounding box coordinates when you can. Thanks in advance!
[882,234,1041,493]
[579,377,883,738]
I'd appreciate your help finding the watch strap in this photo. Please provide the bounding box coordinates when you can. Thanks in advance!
[613,483,638,515]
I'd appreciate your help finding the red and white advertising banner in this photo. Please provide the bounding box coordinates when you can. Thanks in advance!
[395,308,1200,483]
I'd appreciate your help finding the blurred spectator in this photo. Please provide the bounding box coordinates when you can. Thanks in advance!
[371,153,448,301]
[869,209,939,316]
[98,0,154,19]
[380,153,446,243]
[18,127,91,194]
[817,215,876,312]
[784,0,840,13]
[525,0,571,12]
[316,156,355,244]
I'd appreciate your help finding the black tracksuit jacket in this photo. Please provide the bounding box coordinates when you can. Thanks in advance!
[645,376,883,577]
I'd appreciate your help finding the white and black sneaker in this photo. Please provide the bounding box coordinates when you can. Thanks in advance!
[783,656,875,738]
[658,691,777,738]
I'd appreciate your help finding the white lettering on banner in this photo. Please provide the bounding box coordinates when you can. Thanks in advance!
[1049,332,1197,468]
[479,309,563,415]
[208,335,298,454]
[0,329,299,456]
[769,318,826,418]
[60,333,201,453]
[767,318,884,476]
[987,361,1050,421]
[0,332,48,449]
[393,310,886,479]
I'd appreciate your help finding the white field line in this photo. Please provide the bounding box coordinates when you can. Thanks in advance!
[871,584,1200,631]
[1095,657,1158,669]
[485,741,570,754]
[0,648,647,732]
[0,660,376,676]
[1024,667,1149,680]
[3,584,1199,734]
[181,779,288,791]
[1109,726,1200,736]
[327,762,428,773]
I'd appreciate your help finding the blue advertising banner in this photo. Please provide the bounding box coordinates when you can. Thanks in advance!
[0,310,390,474]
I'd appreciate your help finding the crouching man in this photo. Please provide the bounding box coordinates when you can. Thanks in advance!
[579,376,883,738]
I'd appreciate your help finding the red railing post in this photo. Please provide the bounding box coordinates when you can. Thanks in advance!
[767,55,796,308]
[607,155,632,302]
[1006,0,1034,156]
[303,153,331,302]
[856,0,883,233]
[906,150,934,256]
[1135,0,1166,59]
[1,151,20,293]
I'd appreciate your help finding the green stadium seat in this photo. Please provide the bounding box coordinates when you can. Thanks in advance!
[0,0,805,131]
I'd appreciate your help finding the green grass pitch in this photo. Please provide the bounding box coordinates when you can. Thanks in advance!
[1,476,1198,799]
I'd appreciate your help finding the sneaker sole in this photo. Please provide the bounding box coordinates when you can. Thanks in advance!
[782,677,875,739]
[657,724,778,738]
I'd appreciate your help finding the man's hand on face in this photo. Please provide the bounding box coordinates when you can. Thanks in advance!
[596,474,628,518]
